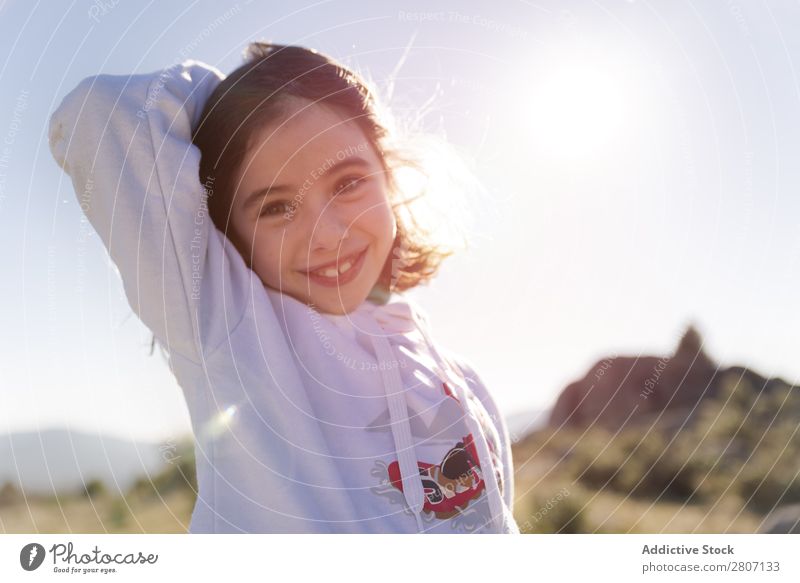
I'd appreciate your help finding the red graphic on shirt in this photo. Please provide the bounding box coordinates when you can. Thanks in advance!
[388,433,493,520]
[442,381,460,403]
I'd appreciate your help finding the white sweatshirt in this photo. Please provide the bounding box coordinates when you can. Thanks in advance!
[48,59,520,534]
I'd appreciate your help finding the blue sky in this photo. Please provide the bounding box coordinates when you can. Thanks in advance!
[1,0,798,443]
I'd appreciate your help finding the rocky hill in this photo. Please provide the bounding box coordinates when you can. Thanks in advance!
[548,325,795,432]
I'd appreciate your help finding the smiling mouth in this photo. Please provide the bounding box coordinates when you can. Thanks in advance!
[299,246,368,284]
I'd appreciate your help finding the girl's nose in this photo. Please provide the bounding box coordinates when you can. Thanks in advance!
[310,207,350,252]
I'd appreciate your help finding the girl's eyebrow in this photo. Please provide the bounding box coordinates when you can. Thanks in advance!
[242,156,371,209]
[242,183,293,209]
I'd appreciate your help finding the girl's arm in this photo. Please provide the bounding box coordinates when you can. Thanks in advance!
[49,61,249,363]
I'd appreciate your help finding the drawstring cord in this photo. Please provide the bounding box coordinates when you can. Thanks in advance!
[362,320,427,532]
[352,297,507,533]
[410,309,507,533]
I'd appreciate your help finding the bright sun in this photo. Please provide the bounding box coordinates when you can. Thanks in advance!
[522,59,635,159]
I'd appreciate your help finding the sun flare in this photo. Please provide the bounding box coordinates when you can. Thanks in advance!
[522,59,636,159]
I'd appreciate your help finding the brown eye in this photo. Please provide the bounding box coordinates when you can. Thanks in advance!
[334,175,368,196]
[259,201,290,217]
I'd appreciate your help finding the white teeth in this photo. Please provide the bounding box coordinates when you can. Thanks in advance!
[310,252,359,279]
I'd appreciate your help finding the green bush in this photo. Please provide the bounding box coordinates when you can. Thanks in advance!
[518,488,588,533]
[561,372,800,512]
[83,479,106,499]
[108,498,129,528]
[128,446,197,500]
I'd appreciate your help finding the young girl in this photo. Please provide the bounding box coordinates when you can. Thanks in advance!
[48,42,519,534]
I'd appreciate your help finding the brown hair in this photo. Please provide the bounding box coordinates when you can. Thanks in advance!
[191,41,455,294]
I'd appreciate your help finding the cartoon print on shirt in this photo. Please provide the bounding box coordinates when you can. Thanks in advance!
[444,378,505,500]
[388,433,485,519]
[369,375,505,530]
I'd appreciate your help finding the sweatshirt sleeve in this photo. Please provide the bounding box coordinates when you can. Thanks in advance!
[48,60,249,363]
[448,353,516,513]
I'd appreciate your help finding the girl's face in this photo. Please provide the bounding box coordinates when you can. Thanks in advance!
[228,99,396,315]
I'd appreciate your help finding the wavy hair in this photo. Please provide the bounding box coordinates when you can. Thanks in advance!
[191,41,460,294]
[149,41,474,357]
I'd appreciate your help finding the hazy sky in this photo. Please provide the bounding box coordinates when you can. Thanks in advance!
[1,0,798,443]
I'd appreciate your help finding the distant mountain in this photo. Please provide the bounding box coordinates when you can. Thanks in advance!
[2,413,545,498]
[547,323,797,431]
[506,407,549,441]
[0,428,186,496]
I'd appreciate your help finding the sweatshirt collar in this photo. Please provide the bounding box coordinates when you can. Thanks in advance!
[323,287,418,336]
